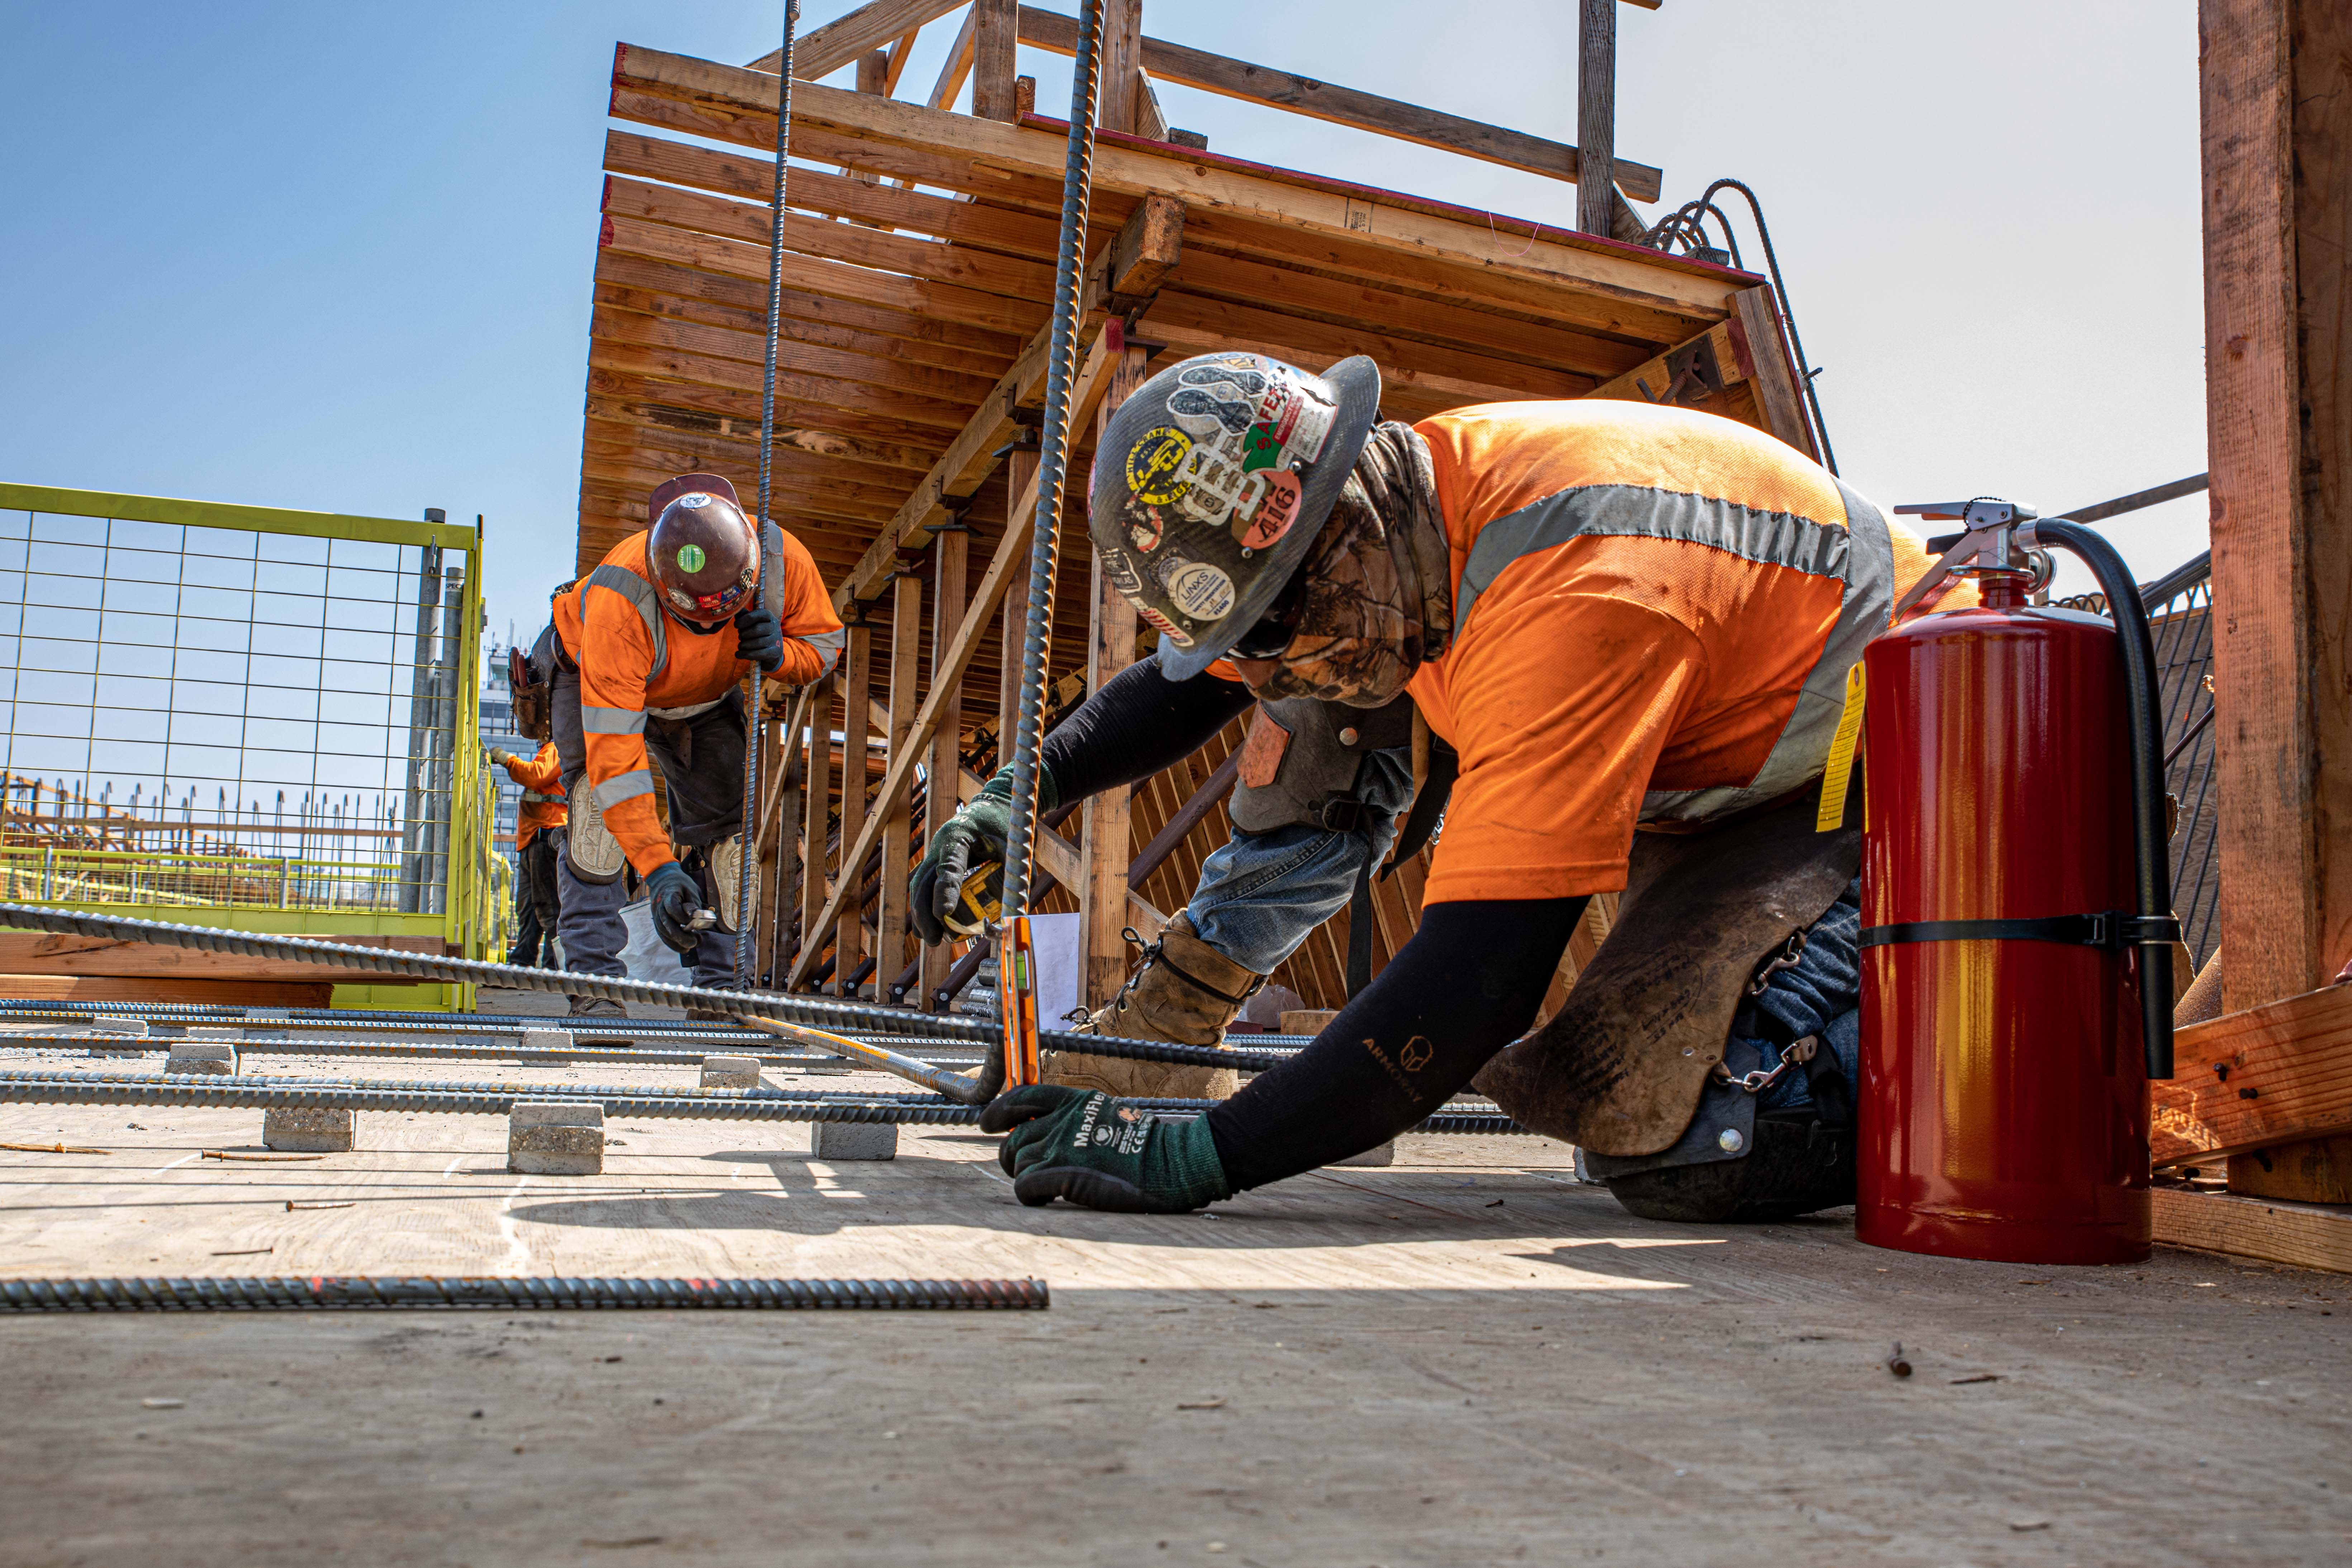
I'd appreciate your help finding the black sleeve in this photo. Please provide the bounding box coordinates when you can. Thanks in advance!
[1204,895,1588,1189]
[1040,659,1258,803]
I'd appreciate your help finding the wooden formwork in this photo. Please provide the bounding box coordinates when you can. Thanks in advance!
[571,4,1816,1011]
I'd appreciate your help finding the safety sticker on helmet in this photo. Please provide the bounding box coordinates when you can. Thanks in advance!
[1240,423,1284,472]
[1128,510,1164,552]
[676,543,707,572]
[1164,560,1236,623]
[1235,469,1303,551]
[1099,545,1146,599]
[1125,427,1193,505]
[676,492,712,509]
[1137,603,1193,646]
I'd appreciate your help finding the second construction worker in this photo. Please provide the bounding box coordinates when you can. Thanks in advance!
[489,640,566,969]
[550,472,843,1016]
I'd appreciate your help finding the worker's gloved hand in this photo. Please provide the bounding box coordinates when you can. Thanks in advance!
[979,1085,1231,1213]
[645,861,704,954]
[910,765,1057,945]
[488,747,518,769]
[732,606,784,675]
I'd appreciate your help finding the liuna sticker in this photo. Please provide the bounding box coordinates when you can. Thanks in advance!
[1235,469,1302,551]
[675,492,713,509]
[1125,427,1193,505]
[1137,603,1193,647]
[1164,560,1236,623]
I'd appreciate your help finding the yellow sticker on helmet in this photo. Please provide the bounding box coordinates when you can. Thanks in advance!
[1125,427,1193,507]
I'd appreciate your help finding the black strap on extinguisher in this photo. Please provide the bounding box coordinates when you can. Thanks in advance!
[1859,912,2181,951]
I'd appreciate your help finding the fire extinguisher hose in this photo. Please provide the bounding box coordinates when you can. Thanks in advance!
[2018,519,2177,1080]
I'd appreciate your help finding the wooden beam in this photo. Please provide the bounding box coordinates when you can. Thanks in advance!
[971,0,1020,122]
[1127,747,1239,890]
[787,323,1126,986]
[832,624,874,992]
[2151,1187,2352,1275]
[609,49,1727,328]
[1012,6,1663,202]
[1577,0,1616,236]
[998,446,1037,759]
[2202,0,2352,1008]
[827,197,1184,609]
[797,708,834,987]
[1097,0,1143,136]
[1729,287,1819,460]
[1081,338,1151,1007]
[2151,981,2352,1166]
[748,0,968,78]
[921,522,970,1009]
[925,4,979,110]
[875,576,924,998]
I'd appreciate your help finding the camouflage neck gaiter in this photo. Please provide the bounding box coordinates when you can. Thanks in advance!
[1252,423,1452,707]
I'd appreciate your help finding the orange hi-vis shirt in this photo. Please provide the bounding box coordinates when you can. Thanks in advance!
[555,524,844,876]
[1406,400,1964,905]
[501,739,566,850]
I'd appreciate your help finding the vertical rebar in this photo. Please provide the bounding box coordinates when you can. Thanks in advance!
[999,0,1105,927]
[740,0,801,987]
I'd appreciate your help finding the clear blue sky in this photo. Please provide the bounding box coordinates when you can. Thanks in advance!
[0,0,2205,642]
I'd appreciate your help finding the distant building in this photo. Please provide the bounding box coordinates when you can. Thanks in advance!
[479,637,534,875]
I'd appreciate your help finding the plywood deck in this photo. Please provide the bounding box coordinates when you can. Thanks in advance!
[2,1039,2347,1564]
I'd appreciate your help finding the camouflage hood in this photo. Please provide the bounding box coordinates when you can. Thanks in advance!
[1242,422,1452,707]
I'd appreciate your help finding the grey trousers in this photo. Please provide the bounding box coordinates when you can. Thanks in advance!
[550,666,746,988]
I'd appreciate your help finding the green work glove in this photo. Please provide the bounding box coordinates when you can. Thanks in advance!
[979,1085,1232,1213]
[909,764,1058,945]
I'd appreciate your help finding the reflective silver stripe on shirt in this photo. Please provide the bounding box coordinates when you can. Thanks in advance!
[646,697,727,720]
[1446,479,1896,826]
[577,563,668,683]
[581,705,647,735]
[797,624,847,677]
[592,769,656,809]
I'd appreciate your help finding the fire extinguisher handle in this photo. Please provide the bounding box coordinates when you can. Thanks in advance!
[2018,518,2177,1080]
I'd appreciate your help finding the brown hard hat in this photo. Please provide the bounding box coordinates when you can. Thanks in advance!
[648,487,759,626]
[647,472,739,519]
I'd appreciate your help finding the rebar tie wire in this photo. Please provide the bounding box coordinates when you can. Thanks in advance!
[740,1,803,986]
[0,1276,1049,1312]
[993,0,1108,1104]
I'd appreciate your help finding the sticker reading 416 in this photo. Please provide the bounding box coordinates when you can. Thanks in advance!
[1124,427,1193,507]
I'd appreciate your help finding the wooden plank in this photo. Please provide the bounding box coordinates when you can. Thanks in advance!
[787,324,1126,985]
[830,201,1183,609]
[0,933,456,986]
[798,708,834,987]
[1578,0,1617,236]
[586,362,964,450]
[2202,0,2352,1007]
[997,447,1037,759]
[747,0,969,79]
[875,578,924,999]
[832,624,874,992]
[925,4,978,111]
[921,523,970,1008]
[591,274,1014,379]
[586,339,978,432]
[590,296,1002,400]
[2151,1187,2352,1275]
[2151,981,2352,1165]
[1729,287,1820,460]
[1582,321,1745,405]
[582,391,941,474]
[609,48,1733,326]
[2228,1132,2352,1203]
[1014,6,1663,201]
[1080,339,1150,1006]
[1097,0,1142,136]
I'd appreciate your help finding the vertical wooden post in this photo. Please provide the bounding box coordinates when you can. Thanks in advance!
[921,525,970,1008]
[877,576,923,1003]
[1098,0,1144,135]
[1577,0,1617,238]
[831,623,873,994]
[2202,0,2352,1008]
[752,704,791,986]
[1080,341,1153,1007]
[797,705,832,991]
[971,0,1021,123]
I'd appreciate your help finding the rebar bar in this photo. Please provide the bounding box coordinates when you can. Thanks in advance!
[0,1275,1049,1312]
[741,0,802,986]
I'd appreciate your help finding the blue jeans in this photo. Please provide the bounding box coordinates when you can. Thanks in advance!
[1186,749,1414,975]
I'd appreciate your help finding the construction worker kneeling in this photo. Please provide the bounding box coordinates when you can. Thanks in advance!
[974,352,1971,1219]
[549,473,842,1019]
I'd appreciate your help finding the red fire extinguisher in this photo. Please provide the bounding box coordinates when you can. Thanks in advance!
[1851,499,2177,1266]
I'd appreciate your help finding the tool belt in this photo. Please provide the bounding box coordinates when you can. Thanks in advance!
[1473,788,1862,1158]
[1230,694,1415,836]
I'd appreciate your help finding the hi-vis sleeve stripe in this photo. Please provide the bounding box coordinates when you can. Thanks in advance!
[582,705,647,735]
[593,769,655,809]
[799,624,847,675]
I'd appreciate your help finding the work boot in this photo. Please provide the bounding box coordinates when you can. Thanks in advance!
[1045,914,1263,1100]
[566,993,633,1045]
